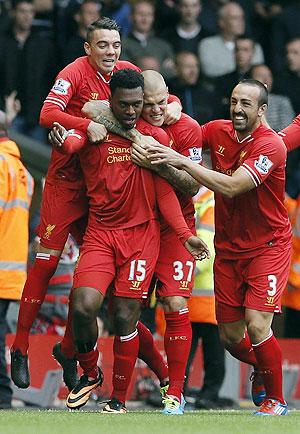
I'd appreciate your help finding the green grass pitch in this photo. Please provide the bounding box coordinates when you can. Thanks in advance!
[1,409,300,434]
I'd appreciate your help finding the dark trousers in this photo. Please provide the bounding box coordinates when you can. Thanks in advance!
[0,299,12,406]
[185,322,225,400]
[284,307,300,338]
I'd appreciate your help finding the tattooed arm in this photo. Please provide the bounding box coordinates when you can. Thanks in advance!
[82,101,200,196]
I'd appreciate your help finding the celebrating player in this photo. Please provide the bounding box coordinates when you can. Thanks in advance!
[83,70,204,414]
[145,79,292,416]
[10,17,181,390]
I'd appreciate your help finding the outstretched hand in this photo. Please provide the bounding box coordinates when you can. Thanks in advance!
[184,236,210,261]
[146,143,186,168]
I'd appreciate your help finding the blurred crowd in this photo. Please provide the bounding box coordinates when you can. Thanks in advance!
[1,0,300,194]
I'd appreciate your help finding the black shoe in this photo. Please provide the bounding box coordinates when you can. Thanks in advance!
[52,343,78,391]
[66,367,104,410]
[0,400,12,409]
[10,349,30,389]
[194,397,219,410]
[102,397,127,413]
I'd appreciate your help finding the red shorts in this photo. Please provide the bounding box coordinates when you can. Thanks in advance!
[38,180,89,250]
[155,218,196,299]
[214,243,292,323]
[73,219,160,300]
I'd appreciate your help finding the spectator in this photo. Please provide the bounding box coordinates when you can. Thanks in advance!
[282,194,300,338]
[121,0,176,79]
[270,0,300,72]
[185,187,226,410]
[136,55,160,71]
[273,38,300,115]
[215,36,260,118]
[101,0,132,36]
[198,2,264,79]
[0,0,57,144]
[0,92,33,409]
[160,0,210,56]
[250,64,295,131]
[63,0,101,65]
[168,51,219,124]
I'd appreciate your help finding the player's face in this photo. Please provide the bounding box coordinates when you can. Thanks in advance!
[142,88,168,127]
[110,87,144,130]
[84,29,121,74]
[230,84,264,137]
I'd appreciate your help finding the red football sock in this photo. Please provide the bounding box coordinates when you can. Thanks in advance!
[112,329,139,403]
[164,308,192,400]
[252,332,285,403]
[12,254,60,354]
[137,321,168,383]
[77,348,99,379]
[227,331,258,367]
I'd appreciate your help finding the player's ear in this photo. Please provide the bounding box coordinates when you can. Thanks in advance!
[258,103,267,117]
[84,42,91,56]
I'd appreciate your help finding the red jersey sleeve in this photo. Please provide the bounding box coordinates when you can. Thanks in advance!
[40,61,91,132]
[154,175,193,244]
[241,134,287,187]
[278,115,300,152]
[165,113,202,162]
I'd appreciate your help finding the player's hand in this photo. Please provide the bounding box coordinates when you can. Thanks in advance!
[164,101,182,125]
[184,236,210,261]
[87,121,107,143]
[147,143,185,168]
[48,122,67,147]
[131,136,162,169]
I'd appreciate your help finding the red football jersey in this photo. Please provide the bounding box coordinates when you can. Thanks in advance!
[278,114,300,152]
[163,113,202,220]
[79,118,192,236]
[202,120,292,258]
[40,57,140,187]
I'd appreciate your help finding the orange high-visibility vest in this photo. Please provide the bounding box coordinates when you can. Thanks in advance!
[188,188,217,324]
[0,137,34,300]
[282,195,300,310]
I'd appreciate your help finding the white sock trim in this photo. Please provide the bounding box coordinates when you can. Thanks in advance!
[119,329,138,342]
[36,253,51,260]
[252,329,273,347]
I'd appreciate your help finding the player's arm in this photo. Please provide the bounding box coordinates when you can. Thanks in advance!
[165,94,182,125]
[278,115,300,152]
[154,175,210,261]
[132,141,200,196]
[147,144,255,198]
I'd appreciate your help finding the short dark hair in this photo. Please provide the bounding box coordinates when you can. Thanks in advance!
[238,78,268,106]
[235,34,255,48]
[86,17,120,43]
[110,69,144,96]
[12,0,33,9]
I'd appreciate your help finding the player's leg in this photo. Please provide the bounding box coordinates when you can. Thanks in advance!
[244,244,291,416]
[155,229,195,414]
[66,226,115,409]
[103,297,141,413]
[184,322,200,393]
[11,182,88,388]
[137,320,169,388]
[103,220,160,413]
[214,256,266,406]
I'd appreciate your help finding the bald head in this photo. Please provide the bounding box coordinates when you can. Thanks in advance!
[142,70,167,95]
[141,70,169,126]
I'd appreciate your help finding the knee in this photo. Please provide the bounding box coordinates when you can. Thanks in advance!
[247,321,269,343]
[161,296,187,313]
[218,326,243,348]
[113,301,140,335]
[73,294,96,325]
